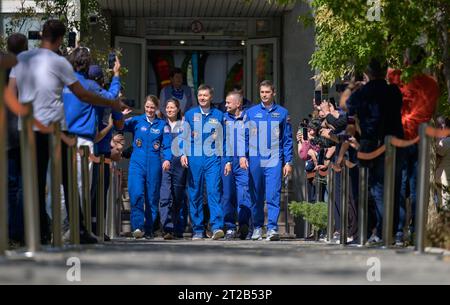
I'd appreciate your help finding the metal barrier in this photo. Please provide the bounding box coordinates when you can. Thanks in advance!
[327,169,335,242]
[49,122,63,248]
[303,174,310,238]
[283,177,290,235]
[19,104,41,254]
[382,136,396,247]
[340,166,349,245]
[80,146,91,234]
[67,136,80,245]
[97,155,105,243]
[0,71,7,255]
[358,167,369,246]
[416,124,431,254]
[107,162,121,239]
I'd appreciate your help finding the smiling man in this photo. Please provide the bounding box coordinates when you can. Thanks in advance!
[181,84,230,240]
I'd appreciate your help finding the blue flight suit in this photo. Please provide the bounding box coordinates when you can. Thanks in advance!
[243,103,293,231]
[222,111,251,231]
[183,107,230,234]
[159,120,188,236]
[123,115,172,233]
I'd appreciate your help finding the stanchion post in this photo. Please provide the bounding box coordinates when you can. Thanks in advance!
[327,169,335,242]
[50,122,62,248]
[303,174,310,239]
[81,146,91,234]
[284,177,290,234]
[0,71,8,255]
[416,124,431,254]
[107,163,115,238]
[97,155,105,243]
[20,103,41,254]
[340,166,349,245]
[68,138,80,245]
[383,136,396,248]
[358,167,369,246]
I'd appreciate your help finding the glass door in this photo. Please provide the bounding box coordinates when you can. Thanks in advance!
[115,36,146,112]
[246,38,279,103]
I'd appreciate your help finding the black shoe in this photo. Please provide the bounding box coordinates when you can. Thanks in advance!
[104,234,111,242]
[143,233,154,240]
[238,224,249,240]
[80,231,98,244]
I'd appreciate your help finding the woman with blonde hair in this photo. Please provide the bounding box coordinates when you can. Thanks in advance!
[122,95,172,239]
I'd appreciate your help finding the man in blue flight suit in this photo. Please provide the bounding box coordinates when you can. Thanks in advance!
[222,90,252,240]
[122,96,172,239]
[240,80,293,241]
[180,84,231,240]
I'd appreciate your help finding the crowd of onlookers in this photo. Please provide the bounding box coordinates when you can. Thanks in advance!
[2,20,128,246]
[1,18,447,248]
[297,51,442,246]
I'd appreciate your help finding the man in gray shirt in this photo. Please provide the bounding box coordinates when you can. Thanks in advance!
[9,20,126,244]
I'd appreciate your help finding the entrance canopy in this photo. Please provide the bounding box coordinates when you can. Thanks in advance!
[98,0,294,18]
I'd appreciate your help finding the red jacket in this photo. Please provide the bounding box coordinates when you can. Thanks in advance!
[387,69,440,140]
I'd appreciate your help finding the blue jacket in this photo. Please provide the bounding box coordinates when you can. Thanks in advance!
[243,103,293,164]
[63,72,101,140]
[183,106,231,162]
[85,77,122,155]
[223,110,247,158]
[123,114,172,162]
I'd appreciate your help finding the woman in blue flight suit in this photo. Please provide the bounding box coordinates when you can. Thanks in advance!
[159,98,188,240]
[123,95,172,239]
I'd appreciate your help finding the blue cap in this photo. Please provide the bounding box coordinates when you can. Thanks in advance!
[88,65,104,80]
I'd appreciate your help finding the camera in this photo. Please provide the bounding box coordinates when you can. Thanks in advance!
[314,90,322,106]
[108,52,116,69]
[121,99,135,108]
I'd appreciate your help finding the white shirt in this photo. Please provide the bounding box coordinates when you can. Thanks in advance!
[10,48,78,128]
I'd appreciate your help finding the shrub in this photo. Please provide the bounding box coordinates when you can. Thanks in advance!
[289,201,328,232]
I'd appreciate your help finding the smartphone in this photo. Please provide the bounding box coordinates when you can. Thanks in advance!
[314,90,322,106]
[108,52,116,69]
[302,127,308,141]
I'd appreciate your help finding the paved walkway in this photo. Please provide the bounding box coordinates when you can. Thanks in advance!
[1,239,449,284]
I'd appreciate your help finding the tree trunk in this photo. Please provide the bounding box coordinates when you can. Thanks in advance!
[438,6,450,104]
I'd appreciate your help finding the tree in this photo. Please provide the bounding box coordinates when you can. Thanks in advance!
[277,0,450,106]
[1,0,110,67]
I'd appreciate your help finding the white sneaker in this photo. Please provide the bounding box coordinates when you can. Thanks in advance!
[212,229,224,240]
[366,234,382,246]
[266,229,280,241]
[132,229,145,239]
[252,228,263,240]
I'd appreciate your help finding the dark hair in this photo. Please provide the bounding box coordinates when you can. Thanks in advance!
[259,80,275,92]
[7,33,28,55]
[170,67,183,78]
[68,47,91,74]
[42,20,66,43]
[366,58,387,79]
[166,98,183,121]
[198,84,214,96]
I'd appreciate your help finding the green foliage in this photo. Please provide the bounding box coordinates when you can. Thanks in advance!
[289,201,328,231]
[276,0,450,106]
